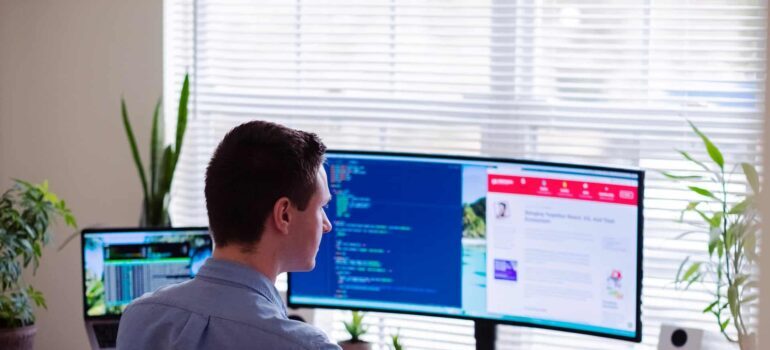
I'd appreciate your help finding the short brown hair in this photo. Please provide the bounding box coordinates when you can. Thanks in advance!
[204,120,326,246]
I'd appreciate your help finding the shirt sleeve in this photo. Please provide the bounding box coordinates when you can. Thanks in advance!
[305,325,342,350]
[115,303,150,350]
[315,341,344,350]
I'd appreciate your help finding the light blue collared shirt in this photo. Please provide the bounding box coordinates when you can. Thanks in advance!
[116,258,341,350]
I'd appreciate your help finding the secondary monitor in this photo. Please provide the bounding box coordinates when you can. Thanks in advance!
[289,151,644,342]
[81,227,212,318]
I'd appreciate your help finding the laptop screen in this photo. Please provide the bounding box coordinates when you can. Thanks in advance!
[82,227,212,319]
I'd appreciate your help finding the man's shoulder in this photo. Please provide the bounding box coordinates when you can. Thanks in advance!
[120,281,340,350]
[121,280,192,314]
[121,299,340,350]
[128,279,192,303]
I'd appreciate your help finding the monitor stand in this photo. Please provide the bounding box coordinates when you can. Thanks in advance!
[474,320,496,350]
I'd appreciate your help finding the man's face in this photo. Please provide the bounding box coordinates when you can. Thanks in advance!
[287,166,333,271]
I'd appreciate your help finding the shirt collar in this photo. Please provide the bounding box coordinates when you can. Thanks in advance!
[195,258,287,316]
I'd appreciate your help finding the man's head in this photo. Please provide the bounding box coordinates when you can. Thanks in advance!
[205,120,332,271]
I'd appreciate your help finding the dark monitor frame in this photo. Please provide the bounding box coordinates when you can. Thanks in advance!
[288,150,644,343]
[81,226,210,321]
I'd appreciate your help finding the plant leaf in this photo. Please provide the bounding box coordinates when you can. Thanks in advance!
[689,209,711,228]
[728,285,738,318]
[121,98,149,203]
[703,300,718,314]
[144,146,175,227]
[682,262,701,283]
[56,230,80,252]
[689,120,724,170]
[679,201,703,222]
[173,74,190,171]
[725,225,735,250]
[661,171,701,180]
[734,274,749,287]
[744,281,759,290]
[150,98,163,198]
[685,272,701,290]
[685,201,701,210]
[159,146,175,195]
[27,286,46,309]
[728,197,752,215]
[677,150,711,173]
[742,232,757,262]
[720,318,730,332]
[673,230,701,240]
[741,163,759,194]
[709,212,723,229]
[742,294,759,304]
[688,186,719,201]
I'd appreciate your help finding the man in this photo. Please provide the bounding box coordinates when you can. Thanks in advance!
[117,121,340,350]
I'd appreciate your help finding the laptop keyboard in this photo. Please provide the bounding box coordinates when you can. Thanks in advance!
[93,323,120,349]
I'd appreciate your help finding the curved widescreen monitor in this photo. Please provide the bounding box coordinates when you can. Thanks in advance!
[289,151,644,342]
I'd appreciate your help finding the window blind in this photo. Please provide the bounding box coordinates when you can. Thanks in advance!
[164,0,767,348]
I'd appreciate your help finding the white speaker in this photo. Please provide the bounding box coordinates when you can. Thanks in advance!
[658,324,703,350]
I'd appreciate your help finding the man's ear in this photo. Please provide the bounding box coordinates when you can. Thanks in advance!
[272,197,292,235]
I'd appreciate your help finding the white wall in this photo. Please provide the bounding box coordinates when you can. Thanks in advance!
[0,1,161,349]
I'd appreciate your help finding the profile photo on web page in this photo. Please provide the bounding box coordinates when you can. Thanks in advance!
[495,200,510,219]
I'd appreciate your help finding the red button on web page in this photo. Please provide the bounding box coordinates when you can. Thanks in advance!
[619,190,635,200]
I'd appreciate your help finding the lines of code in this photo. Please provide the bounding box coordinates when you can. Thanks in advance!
[292,157,464,308]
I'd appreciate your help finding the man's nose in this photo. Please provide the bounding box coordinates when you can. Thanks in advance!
[323,214,332,233]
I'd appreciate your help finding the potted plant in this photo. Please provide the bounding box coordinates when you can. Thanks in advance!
[121,74,190,227]
[664,121,759,350]
[391,329,404,350]
[0,180,77,350]
[339,310,370,350]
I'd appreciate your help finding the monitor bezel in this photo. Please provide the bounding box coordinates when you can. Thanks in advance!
[81,226,210,321]
[288,150,644,343]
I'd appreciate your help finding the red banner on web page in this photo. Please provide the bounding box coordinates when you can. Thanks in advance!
[488,174,638,206]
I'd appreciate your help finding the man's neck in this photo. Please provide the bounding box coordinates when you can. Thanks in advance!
[212,244,281,283]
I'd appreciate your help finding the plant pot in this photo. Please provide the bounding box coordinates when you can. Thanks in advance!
[739,332,757,350]
[0,324,36,350]
[139,198,172,228]
[338,340,372,350]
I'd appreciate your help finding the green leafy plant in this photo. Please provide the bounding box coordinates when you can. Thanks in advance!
[664,121,759,349]
[121,74,190,227]
[391,329,403,350]
[343,310,368,343]
[0,180,77,328]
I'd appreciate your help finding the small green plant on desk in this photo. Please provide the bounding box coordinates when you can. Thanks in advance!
[391,329,403,350]
[339,310,370,350]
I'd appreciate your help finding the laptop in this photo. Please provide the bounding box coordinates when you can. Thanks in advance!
[81,227,212,349]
